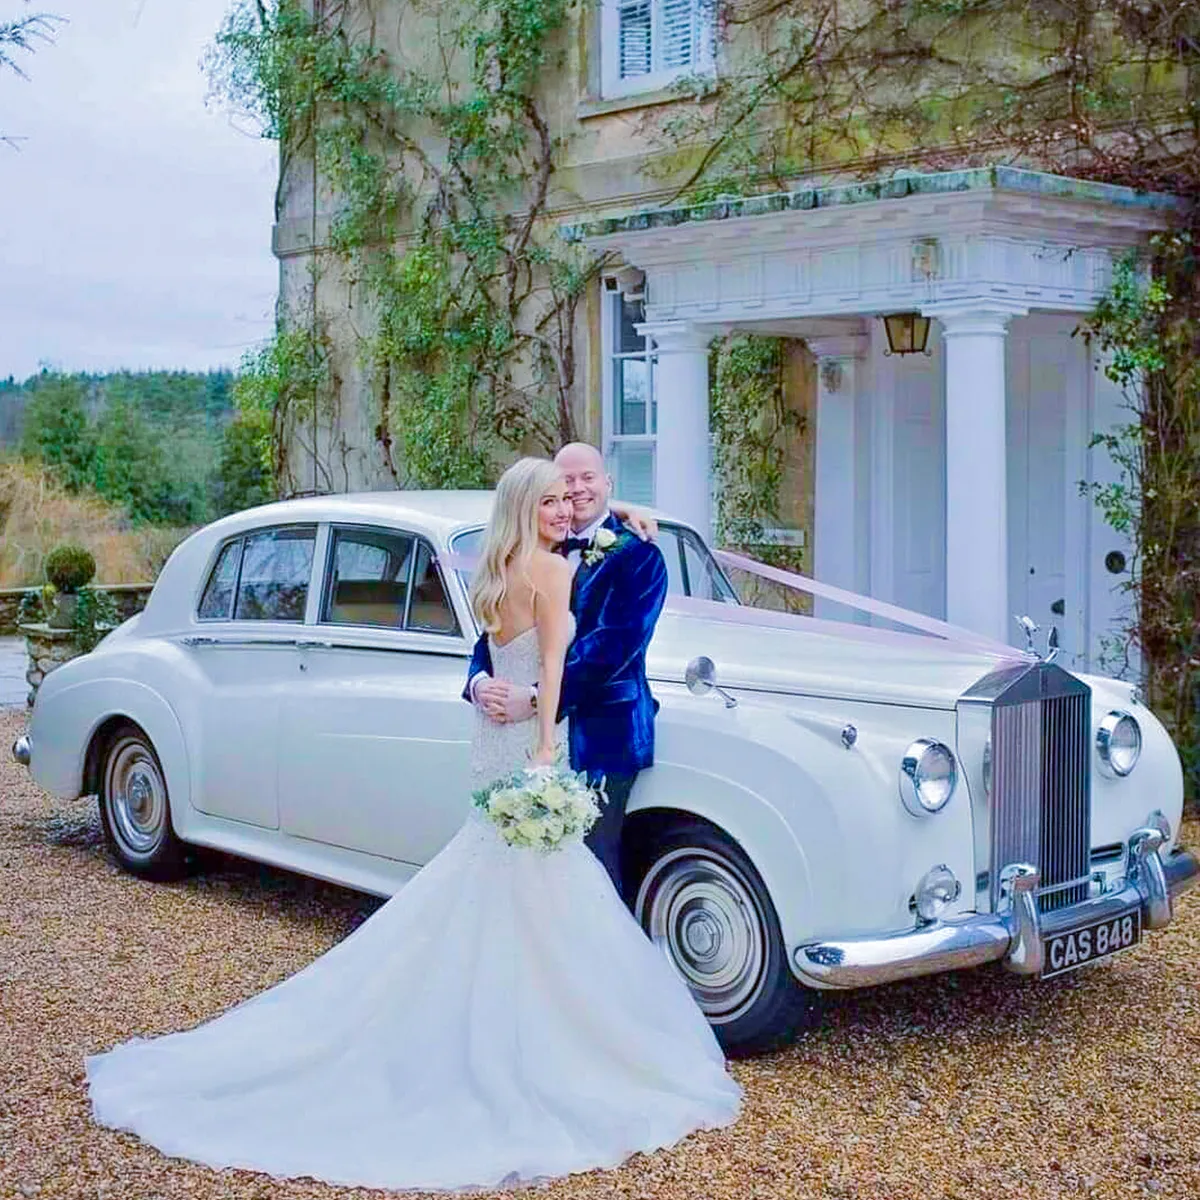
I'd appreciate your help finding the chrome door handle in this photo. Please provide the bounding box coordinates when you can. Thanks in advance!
[296,639,333,650]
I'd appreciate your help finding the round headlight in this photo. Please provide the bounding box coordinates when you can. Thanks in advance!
[899,739,957,816]
[1097,710,1142,777]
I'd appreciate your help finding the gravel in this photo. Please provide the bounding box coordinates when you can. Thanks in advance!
[2,706,1199,1200]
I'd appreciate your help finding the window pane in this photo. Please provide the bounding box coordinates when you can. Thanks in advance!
[234,526,316,622]
[681,528,738,601]
[619,0,652,77]
[408,541,460,635]
[657,525,686,596]
[198,540,241,620]
[661,0,694,68]
[617,296,646,353]
[615,358,649,435]
[611,441,655,506]
[325,527,414,629]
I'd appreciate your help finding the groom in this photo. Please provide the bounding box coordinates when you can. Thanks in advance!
[464,442,669,893]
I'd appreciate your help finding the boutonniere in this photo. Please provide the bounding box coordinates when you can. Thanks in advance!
[582,526,623,567]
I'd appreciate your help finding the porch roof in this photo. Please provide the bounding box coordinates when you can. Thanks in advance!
[561,165,1181,246]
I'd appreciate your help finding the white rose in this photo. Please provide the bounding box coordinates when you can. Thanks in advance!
[593,527,617,550]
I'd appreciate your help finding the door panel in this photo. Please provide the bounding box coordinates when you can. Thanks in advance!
[890,338,946,619]
[278,642,473,864]
[1007,318,1084,661]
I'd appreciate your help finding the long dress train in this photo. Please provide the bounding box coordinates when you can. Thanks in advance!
[85,623,741,1191]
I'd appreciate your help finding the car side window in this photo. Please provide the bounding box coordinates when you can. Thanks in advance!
[198,540,242,620]
[657,524,738,603]
[325,527,415,629]
[233,526,317,622]
[407,539,460,635]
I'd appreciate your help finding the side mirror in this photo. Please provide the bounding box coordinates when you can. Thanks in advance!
[685,655,738,708]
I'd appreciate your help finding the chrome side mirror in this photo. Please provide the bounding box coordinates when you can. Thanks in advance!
[685,655,738,709]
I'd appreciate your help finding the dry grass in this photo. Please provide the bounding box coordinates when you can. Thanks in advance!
[0,458,191,589]
[2,705,1199,1200]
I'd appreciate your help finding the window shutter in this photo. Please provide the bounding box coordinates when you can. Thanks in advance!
[618,0,652,78]
[660,0,695,69]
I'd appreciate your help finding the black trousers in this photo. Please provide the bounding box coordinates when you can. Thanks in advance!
[583,770,637,897]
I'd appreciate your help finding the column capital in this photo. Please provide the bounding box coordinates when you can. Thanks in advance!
[635,320,715,354]
[922,300,1029,337]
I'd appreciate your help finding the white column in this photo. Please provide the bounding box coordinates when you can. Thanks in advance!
[637,320,713,537]
[808,334,867,619]
[924,302,1027,645]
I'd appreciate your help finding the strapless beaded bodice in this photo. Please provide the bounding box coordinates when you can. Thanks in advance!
[469,618,573,787]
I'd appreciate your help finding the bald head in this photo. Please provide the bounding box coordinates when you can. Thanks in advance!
[555,442,612,531]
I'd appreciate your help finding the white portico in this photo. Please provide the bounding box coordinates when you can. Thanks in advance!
[570,167,1176,666]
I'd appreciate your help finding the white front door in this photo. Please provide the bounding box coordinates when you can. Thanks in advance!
[887,326,946,620]
[1006,315,1088,665]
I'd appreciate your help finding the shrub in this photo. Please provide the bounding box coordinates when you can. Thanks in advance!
[44,543,97,593]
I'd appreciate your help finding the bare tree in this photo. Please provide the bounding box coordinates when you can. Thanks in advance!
[1,3,64,147]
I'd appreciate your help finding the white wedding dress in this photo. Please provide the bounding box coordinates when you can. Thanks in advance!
[86,622,741,1192]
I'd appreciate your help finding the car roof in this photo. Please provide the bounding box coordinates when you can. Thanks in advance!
[202,490,690,540]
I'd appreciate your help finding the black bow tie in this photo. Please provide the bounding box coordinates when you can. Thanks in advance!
[560,536,591,556]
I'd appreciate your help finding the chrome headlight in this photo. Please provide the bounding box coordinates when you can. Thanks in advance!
[912,864,962,923]
[1097,710,1141,777]
[899,739,957,816]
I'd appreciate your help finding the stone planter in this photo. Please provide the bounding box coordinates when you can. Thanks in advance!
[19,621,114,708]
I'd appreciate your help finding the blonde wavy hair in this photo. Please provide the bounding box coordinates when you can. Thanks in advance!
[470,457,564,633]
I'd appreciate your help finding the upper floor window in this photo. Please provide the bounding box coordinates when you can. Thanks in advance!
[601,0,715,99]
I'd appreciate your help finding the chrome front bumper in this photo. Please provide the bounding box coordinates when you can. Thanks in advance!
[795,829,1200,989]
[11,734,31,767]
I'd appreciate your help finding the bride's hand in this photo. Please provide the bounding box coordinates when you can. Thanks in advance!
[530,744,558,767]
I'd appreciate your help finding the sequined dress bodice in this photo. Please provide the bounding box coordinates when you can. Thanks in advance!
[469,617,573,787]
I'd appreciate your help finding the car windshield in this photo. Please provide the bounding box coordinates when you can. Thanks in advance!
[448,523,739,605]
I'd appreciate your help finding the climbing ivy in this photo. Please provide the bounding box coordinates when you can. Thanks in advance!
[207,0,603,491]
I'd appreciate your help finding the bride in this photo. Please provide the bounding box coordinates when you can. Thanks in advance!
[86,456,741,1192]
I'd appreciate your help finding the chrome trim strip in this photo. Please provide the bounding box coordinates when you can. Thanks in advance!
[180,635,300,648]
[793,844,1200,989]
[11,734,31,767]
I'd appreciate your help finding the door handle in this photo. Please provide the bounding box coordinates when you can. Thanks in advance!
[296,639,333,650]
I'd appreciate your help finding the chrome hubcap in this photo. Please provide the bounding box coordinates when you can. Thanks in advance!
[105,738,167,857]
[636,847,767,1023]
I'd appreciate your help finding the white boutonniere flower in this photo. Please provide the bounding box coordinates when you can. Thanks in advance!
[583,526,620,566]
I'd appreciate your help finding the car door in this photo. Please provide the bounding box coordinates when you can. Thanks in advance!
[182,523,318,828]
[277,524,474,865]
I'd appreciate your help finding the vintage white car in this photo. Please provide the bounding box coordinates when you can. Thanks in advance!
[13,492,1198,1054]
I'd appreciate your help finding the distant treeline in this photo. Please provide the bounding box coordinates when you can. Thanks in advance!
[0,370,272,525]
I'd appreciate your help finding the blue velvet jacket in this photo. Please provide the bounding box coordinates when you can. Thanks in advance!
[463,512,668,775]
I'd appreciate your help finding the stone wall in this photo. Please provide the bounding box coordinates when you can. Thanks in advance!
[0,583,154,636]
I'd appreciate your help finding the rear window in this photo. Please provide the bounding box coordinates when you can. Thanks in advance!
[197,526,317,622]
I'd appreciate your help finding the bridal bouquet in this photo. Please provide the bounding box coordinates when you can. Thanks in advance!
[472,764,601,852]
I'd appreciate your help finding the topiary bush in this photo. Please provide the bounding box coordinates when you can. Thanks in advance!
[44,543,97,594]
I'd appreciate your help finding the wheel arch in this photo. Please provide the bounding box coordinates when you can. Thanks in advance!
[626,762,816,956]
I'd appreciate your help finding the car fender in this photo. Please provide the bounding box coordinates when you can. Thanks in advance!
[31,676,191,830]
[634,689,975,955]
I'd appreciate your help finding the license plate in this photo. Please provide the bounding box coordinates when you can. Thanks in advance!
[1041,908,1141,979]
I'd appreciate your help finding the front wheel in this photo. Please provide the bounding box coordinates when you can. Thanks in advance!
[628,818,820,1056]
[98,723,189,881]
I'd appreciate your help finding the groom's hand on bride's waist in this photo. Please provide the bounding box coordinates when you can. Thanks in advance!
[475,677,537,724]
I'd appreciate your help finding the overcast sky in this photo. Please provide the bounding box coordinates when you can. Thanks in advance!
[0,0,278,381]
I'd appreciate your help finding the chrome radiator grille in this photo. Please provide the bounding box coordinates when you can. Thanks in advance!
[961,660,1092,915]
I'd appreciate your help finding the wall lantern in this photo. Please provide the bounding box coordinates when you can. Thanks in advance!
[881,312,932,356]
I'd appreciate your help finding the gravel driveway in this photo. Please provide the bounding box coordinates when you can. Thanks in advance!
[2,706,1198,1200]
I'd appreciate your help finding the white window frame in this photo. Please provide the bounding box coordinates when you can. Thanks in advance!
[601,278,657,505]
[599,0,716,100]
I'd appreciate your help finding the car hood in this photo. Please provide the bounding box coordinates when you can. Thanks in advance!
[647,605,1022,710]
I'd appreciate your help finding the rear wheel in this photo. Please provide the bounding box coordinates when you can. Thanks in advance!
[627,818,821,1056]
[97,723,189,881]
